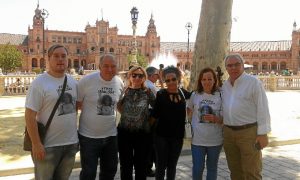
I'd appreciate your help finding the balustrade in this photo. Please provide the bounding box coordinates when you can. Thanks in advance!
[1,74,300,96]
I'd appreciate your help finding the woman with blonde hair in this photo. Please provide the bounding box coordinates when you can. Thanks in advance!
[117,66,156,180]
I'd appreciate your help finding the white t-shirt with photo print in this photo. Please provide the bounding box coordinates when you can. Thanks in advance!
[78,72,124,138]
[25,72,78,148]
[187,91,223,146]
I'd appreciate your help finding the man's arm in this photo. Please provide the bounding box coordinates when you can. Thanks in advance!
[25,108,45,160]
[254,80,271,149]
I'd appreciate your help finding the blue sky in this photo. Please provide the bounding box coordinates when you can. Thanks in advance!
[0,0,300,42]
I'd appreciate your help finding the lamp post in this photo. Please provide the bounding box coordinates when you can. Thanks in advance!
[130,7,139,66]
[185,22,192,70]
[41,8,49,69]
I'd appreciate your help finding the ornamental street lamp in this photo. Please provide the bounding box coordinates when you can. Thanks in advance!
[41,8,49,69]
[185,22,192,69]
[130,7,139,66]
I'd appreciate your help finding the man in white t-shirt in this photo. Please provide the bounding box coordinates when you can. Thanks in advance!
[25,45,78,180]
[77,54,124,180]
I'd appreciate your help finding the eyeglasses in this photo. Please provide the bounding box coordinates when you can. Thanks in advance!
[226,62,242,68]
[131,73,144,79]
[165,77,177,83]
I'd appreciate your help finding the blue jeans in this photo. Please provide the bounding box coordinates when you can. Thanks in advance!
[32,143,78,180]
[155,136,183,180]
[191,144,222,180]
[79,134,118,180]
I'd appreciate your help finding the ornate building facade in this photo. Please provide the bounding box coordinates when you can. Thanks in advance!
[0,4,160,72]
[162,22,300,74]
[1,4,300,74]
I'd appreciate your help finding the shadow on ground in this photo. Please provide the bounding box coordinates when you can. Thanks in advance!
[0,107,30,161]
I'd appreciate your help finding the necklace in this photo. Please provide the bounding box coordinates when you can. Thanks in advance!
[169,93,181,103]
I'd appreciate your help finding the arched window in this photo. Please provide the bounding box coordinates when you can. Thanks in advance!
[32,58,38,67]
[100,47,105,53]
[73,59,79,69]
[262,62,268,71]
[280,62,286,70]
[68,59,71,68]
[271,62,277,70]
[253,62,259,70]
[40,58,45,69]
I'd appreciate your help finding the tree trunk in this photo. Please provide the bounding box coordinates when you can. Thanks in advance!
[189,0,233,90]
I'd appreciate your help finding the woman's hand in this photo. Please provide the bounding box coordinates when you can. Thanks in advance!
[203,114,223,124]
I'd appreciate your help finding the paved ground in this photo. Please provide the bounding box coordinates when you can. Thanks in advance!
[2,144,300,180]
[1,90,300,179]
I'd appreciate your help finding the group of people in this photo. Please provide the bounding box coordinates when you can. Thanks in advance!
[25,43,271,180]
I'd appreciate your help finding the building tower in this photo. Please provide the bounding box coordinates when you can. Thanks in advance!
[28,2,45,70]
[291,21,300,73]
[145,14,160,64]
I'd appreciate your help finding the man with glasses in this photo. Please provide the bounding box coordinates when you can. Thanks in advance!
[77,54,124,180]
[222,53,271,180]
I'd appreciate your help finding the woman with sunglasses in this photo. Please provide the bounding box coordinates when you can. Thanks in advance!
[117,66,156,180]
[151,65,191,180]
[187,67,223,180]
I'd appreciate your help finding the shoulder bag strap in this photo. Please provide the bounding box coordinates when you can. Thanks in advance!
[178,88,185,100]
[45,75,68,131]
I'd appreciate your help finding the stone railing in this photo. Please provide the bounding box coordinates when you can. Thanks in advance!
[0,75,36,96]
[0,75,83,96]
[1,74,300,96]
[258,76,300,91]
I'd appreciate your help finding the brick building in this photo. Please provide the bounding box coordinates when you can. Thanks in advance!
[0,4,160,73]
[1,4,300,74]
[162,22,300,74]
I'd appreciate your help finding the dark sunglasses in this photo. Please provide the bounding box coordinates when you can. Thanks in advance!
[131,73,144,79]
[165,77,177,83]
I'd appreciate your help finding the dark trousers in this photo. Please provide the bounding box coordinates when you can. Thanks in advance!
[79,134,118,180]
[118,129,151,180]
[146,128,156,172]
[155,135,183,180]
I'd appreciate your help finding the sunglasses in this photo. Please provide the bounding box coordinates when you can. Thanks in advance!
[131,73,144,79]
[165,77,177,83]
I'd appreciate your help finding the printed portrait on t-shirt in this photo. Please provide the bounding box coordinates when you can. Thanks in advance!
[97,87,117,115]
[58,92,76,116]
[97,93,114,115]
[198,99,214,123]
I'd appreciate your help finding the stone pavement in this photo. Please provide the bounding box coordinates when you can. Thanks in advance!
[1,90,300,179]
[1,144,300,179]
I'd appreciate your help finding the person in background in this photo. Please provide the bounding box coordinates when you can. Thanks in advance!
[117,66,156,180]
[222,53,271,180]
[77,54,124,180]
[152,66,191,180]
[146,66,163,96]
[25,44,78,179]
[145,66,161,177]
[187,67,223,180]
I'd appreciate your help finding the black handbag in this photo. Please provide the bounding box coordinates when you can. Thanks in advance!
[23,76,67,151]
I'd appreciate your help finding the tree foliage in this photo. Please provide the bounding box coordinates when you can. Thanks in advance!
[0,44,23,73]
[127,53,148,68]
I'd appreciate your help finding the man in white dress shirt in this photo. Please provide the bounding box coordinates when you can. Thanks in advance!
[222,53,271,180]
[145,66,162,177]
